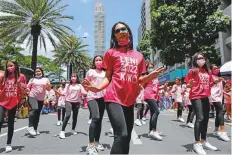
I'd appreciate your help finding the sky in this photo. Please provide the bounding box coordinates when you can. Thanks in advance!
[21,0,143,59]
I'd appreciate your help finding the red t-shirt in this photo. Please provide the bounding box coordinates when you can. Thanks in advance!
[144,78,159,100]
[184,69,214,100]
[0,74,26,110]
[103,48,147,107]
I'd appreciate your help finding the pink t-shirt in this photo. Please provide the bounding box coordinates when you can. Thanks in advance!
[144,78,159,100]
[27,77,50,101]
[184,69,214,100]
[224,90,232,104]
[0,75,25,110]
[65,84,86,103]
[172,84,183,103]
[57,86,67,107]
[136,88,144,103]
[103,48,147,107]
[182,84,191,105]
[209,75,223,103]
[86,69,106,101]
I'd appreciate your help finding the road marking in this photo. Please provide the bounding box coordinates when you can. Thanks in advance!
[131,128,142,145]
[0,126,28,138]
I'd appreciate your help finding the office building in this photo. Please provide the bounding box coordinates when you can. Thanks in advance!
[94,2,105,56]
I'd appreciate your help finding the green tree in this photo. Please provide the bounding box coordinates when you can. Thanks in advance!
[21,55,63,74]
[137,30,152,60]
[137,40,151,60]
[150,0,230,66]
[0,41,25,69]
[0,0,73,70]
[52,35,90,78]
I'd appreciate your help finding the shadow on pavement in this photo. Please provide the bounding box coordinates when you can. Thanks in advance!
[0,146,25,153]
[104,132,114,137]
[39,131,50,134]
[171,120,181,122]
[65,131,87,137]
[182,143,194,153]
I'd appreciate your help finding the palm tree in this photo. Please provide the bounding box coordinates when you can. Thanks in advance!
[53,35,90,79]
[0,0,73,70]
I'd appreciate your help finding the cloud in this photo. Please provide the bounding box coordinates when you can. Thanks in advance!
[83,32,89,37]
[80,0,91,3]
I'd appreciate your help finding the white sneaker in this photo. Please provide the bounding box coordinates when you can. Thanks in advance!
[71,130,77,135]
[202,141,217,151]
[178,117,185,122]
[193,143,206,155]
[95,142,104,151]
[141,120,146,125]
[59,131,65,139]
[86,145,98,155]
[187,122,194,128]
[27,127,36,136]
[134,119,142,126]
[142,117,147,121]
[5,145,12,153]
[88,119,92,125]
[35,130,40,135]
[149,131,163,141]
[57,121,61,126]
[218,132,230,142]
[109,128,114,135]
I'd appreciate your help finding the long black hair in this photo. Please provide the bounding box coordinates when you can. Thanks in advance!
[4,60,20,84]
[191,52,211,73]
[34,67,45,77]
[92,55,103,69]
[110,21,133,50]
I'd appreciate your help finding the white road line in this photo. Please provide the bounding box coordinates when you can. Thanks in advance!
[131,128,142,145]
[0,126,28,138]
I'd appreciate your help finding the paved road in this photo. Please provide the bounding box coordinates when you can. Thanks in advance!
[0,109,231,154]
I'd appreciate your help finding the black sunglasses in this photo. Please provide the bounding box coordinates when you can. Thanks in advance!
[115,27,127,34]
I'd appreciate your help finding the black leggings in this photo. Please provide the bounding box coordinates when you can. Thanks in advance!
[106,102,134,154]
[137,103,144,119]
[212,102,225,127]
[57,107,66,121]
[144,104,150,116]
[28,100,44,130]
[145,99,160,131]
[88,98,105,143]
[62,101,80,131]
[177,102,183,118]
[0,106,17,144]
[191,98,210,141]
[187,105,195,123]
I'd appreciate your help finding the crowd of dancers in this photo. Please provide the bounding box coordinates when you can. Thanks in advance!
[0,21,231,155]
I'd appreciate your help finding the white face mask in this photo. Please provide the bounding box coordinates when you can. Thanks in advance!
[35,74,42,78]
[197,59,206,67]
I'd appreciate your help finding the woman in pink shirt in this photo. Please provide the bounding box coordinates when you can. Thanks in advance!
[55,79,67,126]
[84,55,106,154]
[144,62,163,141]
[59,73,86,139]
[185,53,220,155]
[82,22,164,154]
[27,67,50,136]
[172,78,185,122]
[0,60,26,153]
[209,64,230,141]
[224,80,231,121]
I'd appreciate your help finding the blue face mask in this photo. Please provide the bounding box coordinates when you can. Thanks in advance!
[147,68,153,73]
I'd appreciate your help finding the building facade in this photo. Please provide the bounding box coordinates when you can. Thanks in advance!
[215,0,231,64]
[140,0,151,41]
[94,2,105,56]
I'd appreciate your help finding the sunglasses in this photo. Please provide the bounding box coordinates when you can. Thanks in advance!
[115,27,127,34]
